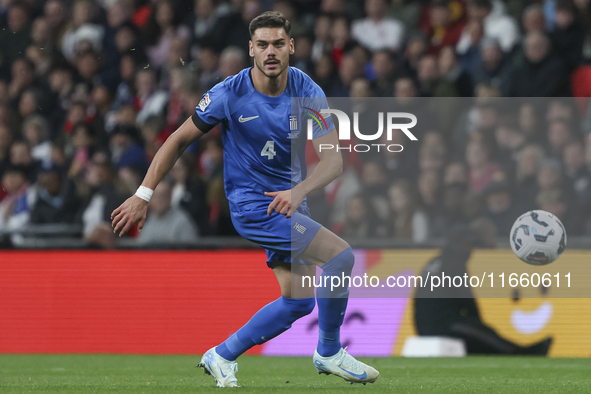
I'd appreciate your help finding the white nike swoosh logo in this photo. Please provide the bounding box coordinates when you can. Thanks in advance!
[239,115,259,123]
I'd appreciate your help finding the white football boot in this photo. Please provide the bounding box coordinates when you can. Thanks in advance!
[313,347,379,385]
[198,347,239,387]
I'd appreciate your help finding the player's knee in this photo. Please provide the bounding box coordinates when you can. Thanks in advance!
[323,246,354,275]
[340,247,355,272]
[283,296,315,320]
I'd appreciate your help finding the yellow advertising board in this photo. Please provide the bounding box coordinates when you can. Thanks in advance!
[365,250,591,358]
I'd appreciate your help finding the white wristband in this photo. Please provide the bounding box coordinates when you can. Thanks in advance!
[135,186,153,202]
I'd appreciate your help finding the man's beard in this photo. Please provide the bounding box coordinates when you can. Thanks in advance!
[256,58,288,79]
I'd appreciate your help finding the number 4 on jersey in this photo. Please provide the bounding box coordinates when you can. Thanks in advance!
[261,140,277,160]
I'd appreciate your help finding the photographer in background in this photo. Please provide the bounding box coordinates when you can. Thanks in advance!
[413,219,553,355]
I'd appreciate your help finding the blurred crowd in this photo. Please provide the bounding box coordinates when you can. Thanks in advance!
[1,0,591,247]
[313,97,591,243]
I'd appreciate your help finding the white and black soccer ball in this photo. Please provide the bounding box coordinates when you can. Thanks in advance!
[510,210,567,265]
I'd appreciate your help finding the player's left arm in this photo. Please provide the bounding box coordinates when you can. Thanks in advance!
[265,129,342,218]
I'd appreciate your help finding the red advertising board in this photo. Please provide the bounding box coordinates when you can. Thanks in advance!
[0,250,277,354]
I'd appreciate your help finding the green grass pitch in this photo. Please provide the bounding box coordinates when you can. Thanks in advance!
[1,355,590,393]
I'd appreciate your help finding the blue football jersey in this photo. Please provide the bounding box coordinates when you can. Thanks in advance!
[192,67,335,212]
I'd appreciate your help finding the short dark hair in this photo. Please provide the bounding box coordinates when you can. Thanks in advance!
[249,11,291,38]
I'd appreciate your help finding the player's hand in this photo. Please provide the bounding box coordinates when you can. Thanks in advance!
[264,187,304,218]
[110,195,148,237]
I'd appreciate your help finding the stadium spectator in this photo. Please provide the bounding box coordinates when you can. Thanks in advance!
[134,69,169,126]
[200,136,235,235]
[48,63,75,117]
[311,14,332,62]
[361,160,390,222]
[109,125,149,174]
[420,0,466,56]
[430,182,468,237]
[277,1,308,34]
[397,32,427,80]
[43,0,67,41]
[144,0,190,69]
[388,0,421,32]
[31,161,79,224]
[311,54,337,94]
[494,116,526,169]
[443,161,468,186]
[562,142,591,212]
[0,166,36,233]
[537,159,563,190]
[332,54,362,96]
[388,179,429,243]
[61,0,104,61]
[138,182,199,245]
[456,20,484,72]
[522,4,546,34]
[292,34,314,75]
[506,31,569,97]
[8,58,37,104]
[417,168,441,219]
[414,222,552,355]
[1,3,32,68]
[547,119,576,159]
[416,54,439,96]
[0,125,13,182]
[536,187,583,235]
[324,164,362,228]
[188,0,231,56]
[329,16,354,68]
[9,140,38,183]
[67,123,96,178]
[517,103,542,143]
[470,37,510,92]
[111,52,144,117]
[514,144,545,211]
[170,155,210,236]
[208,0,261,54]
[351,0,405,52]
[219,46,248,80]
[483,180,521,235]
[370,50,396,97]
[80,156,126,249]
[22,115,52,163]
[159,35,191,91]
[338,194,379,238]
[437,46,473,97]
[466,139,499,193]
[197,46,222,90]
[419,138,446,173]
[550,0,585,72]
[458,0,519,53]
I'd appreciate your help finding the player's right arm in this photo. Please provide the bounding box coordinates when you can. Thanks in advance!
[111,117,205,236]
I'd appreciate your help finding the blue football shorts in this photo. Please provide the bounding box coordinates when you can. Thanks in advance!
[230,201,322,267]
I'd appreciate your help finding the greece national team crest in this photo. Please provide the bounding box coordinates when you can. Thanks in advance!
[293,222,307,234]
[198,93,211,112]
[288,115,299,139]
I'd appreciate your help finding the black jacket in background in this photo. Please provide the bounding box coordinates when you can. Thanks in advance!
[414,229,482,336]
[31,179,80,224]
[506,53,570,97]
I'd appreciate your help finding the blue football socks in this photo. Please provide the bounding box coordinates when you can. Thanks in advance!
[316,247,354,357]
[216,296,315,361]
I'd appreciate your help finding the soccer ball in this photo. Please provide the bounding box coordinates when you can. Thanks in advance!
[509,210,567,265]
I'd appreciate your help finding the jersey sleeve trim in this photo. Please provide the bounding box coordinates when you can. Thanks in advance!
[191,112,215,133]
